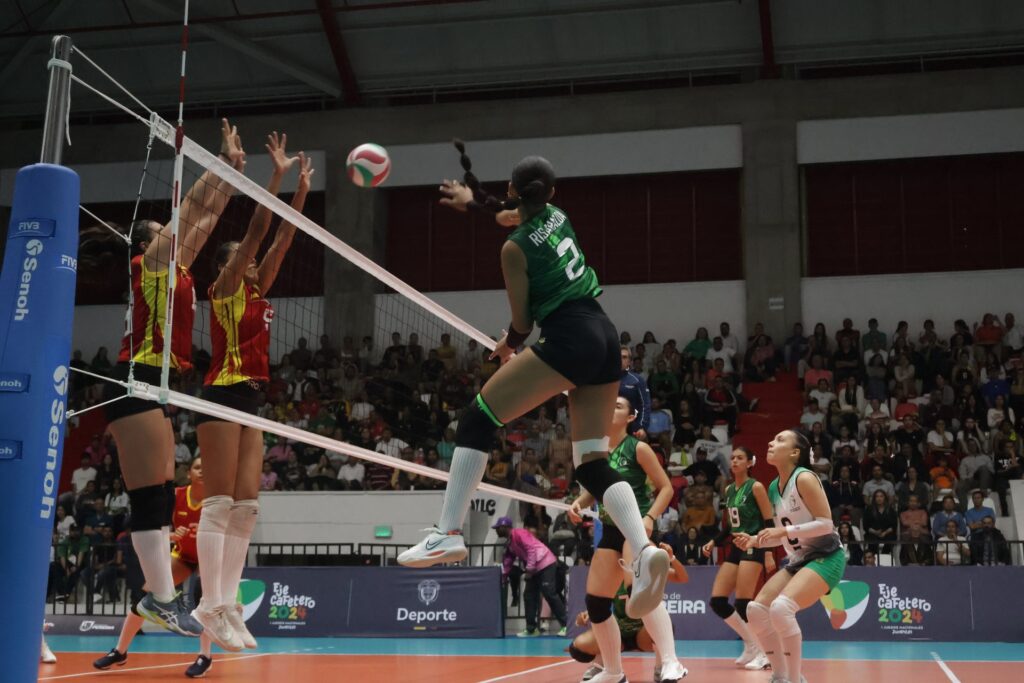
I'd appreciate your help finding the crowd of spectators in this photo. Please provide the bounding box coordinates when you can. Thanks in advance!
[788,314,1022,566]
[54,313,1022,591]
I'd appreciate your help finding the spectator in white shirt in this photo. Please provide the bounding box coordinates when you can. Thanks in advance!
[800,399,826,429]
[375,428,409,459]
[927,420,955,460]
[719,322,741,361]
[657,505,680,538]
[173,432,192,465]
[809,378,836,411]
[350,392,374,422]
[71,455,97,495]
[706,337,734,371]
[336,454,366,490]
[863,337,889,366]
[936,519,970,566]
[1003,313,1022,355]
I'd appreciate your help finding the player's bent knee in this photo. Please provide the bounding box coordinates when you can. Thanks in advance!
[768,594,802,638]
[569,643,596,663]
[574,458,623,501]
[585,594,614,624]
[710,595,735,620]
[734,598,751,621]
[455,395,502,452]
[128,484,167,532]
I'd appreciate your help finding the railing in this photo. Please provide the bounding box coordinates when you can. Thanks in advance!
[45,542,538,624]
[50,539,1022,620]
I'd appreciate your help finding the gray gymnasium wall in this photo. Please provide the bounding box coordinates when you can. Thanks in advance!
[4,63,1024,344]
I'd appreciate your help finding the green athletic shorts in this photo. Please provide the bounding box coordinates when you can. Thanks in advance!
[786,548,847,591]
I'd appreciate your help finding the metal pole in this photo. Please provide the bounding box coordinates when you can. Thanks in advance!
[40,35,72,165]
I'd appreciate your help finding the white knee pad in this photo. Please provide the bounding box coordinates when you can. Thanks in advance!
[199,495,233,533]
[745,601,773,636]
[227,499,259,539]
[572,437,610,467]
[768,594,802,639]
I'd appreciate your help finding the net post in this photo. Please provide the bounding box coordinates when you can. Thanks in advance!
[40,35,73,165]
[0,34,79,683]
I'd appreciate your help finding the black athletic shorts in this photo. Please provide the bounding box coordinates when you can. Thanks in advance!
[102,362,171,423]
[530,297,620,387]
[597,524,626,554]
[193,381,264,426]
[725,544,767,565]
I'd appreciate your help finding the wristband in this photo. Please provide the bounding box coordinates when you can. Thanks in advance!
[506,323,531,348]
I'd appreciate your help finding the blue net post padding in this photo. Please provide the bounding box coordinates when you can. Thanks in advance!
[0,164,79,683]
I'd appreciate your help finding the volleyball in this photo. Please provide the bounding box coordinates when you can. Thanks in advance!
[346,143,391,187]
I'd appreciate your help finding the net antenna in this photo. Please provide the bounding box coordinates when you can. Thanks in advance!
[159,0,191,399]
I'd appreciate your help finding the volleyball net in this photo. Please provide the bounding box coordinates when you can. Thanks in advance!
[65,43,570,512]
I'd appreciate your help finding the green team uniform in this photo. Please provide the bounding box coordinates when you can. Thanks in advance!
[768,466,846,590]
[598,435,652,526]
[612,582,644,637]
[506,204,601,325]
[725,478,763,536]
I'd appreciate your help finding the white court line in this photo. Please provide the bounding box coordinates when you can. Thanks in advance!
[931,651,963,683]
[476,658,573,683]
[38,653,269,680]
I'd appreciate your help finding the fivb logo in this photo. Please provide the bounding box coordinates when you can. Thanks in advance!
[820,580,871,630]
[40,365,69,520]
[14,239,43,322]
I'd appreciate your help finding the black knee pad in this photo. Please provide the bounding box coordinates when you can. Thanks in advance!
[128,484,167,532]
[164,481,176,527]
[569,643,596,663]
[710,596,735,620]
[735,598,751,622]
[585,594,614,624]
[455,394,502,452]
[575,459,624,502]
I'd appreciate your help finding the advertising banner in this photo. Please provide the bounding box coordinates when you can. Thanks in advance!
[566,565,1024,642]
[238,566,503,638]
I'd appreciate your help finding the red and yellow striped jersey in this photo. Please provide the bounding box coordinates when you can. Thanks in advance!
[171,485,201,565]
[118,255,196,370]
[205,281,273,386]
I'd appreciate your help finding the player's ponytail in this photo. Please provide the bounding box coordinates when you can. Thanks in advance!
[790,430,813,469]
[453,140,555,217]
[77,220,154,286]
[453,139,507,214]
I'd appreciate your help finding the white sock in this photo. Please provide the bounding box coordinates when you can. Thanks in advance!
[131,530,175,602]
[770,595,803,682]
[591,617,624,675]
[221,500,258,606]
[437,447,488,533]
[116,612,144,653]
[641,602,677,663]
[200,633,212,657]
[601,480,651,557]
[724,611,756,646]
[746,601,787,676]
[196,495,233,608]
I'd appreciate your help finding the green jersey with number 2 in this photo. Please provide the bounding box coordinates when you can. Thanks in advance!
[506,204,602,325]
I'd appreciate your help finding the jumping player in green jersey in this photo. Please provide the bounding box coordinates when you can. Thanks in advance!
[701,447,776,671]
[568,394,683,683]
[400,143,672,644]
[734,431,846,683]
